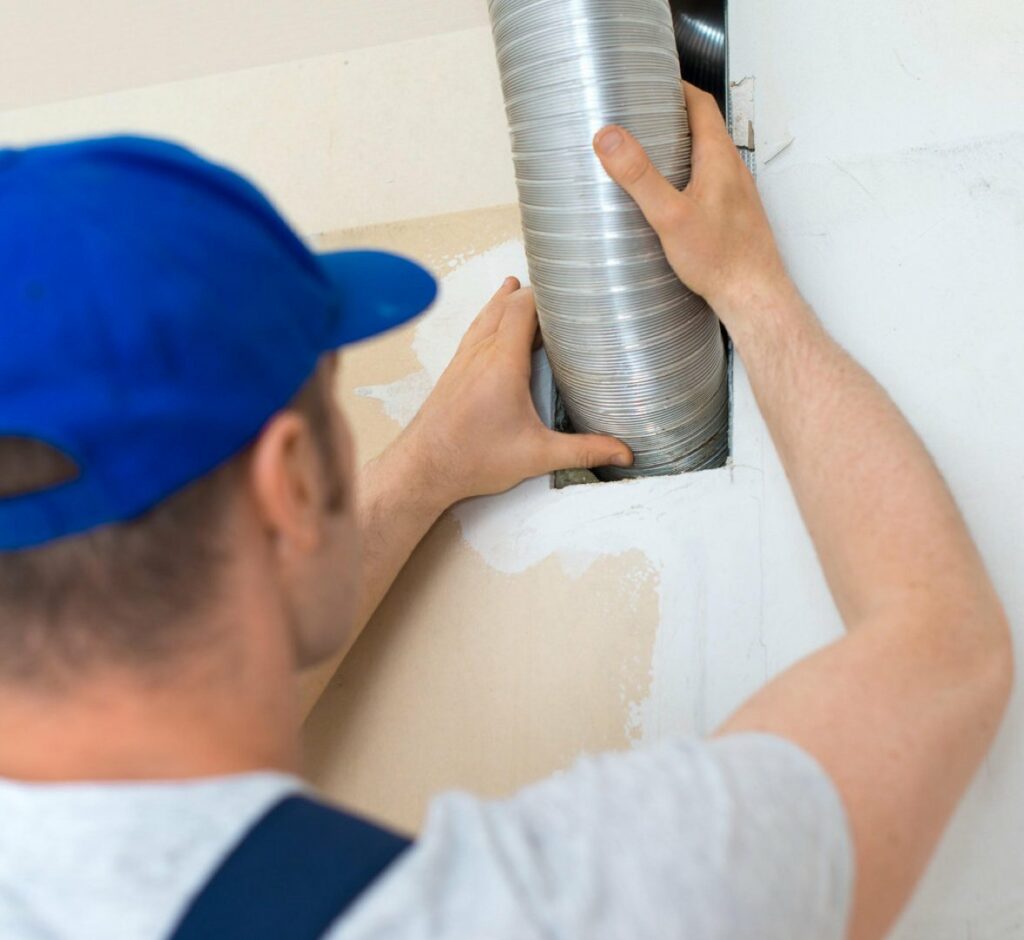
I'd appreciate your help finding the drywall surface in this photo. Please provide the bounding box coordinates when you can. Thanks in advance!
[0,26,515,233]
[356,239,778,744]
[2,0,1023,935]
[729,3,1024,937]
[303,206,664,823]
[317,1,1024,933]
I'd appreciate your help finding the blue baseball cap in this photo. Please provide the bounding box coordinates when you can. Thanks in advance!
[0,136,437,550]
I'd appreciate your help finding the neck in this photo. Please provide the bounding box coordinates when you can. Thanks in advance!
[0,636,302,783]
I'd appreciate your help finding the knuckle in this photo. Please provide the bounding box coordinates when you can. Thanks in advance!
[575,446,598,467]
[619,153,651,187]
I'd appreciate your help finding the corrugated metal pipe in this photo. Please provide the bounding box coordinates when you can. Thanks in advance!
[488,0,729,478]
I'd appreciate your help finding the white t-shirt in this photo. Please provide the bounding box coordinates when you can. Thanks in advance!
[0,733,852,939]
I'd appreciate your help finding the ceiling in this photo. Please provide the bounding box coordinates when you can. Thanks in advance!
[0,0,490,113]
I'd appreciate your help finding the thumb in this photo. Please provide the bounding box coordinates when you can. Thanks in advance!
[593,125,684,231]
[539,429,634,473]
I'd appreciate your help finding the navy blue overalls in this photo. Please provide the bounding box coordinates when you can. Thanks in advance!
[168,795,411,939]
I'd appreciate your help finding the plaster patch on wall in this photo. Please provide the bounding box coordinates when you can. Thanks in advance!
[356,240,528,441]
[303,203,523,475]
[355,369,433,427]
[357,241,769,743]
[556,549,603,580]
[306,527,661,828]
[410,241,531,382]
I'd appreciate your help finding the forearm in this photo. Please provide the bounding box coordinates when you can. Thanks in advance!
[298,277,631,716]
[299,434,448,714]
[595,84,1004,640]
[720,280,1012,940]
[354,438,450,628]
[725,279,1002,633]
[597,87,1013,940]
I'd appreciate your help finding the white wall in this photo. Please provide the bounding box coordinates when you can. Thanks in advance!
[2,1,1022,936]
[730,3,1024,935]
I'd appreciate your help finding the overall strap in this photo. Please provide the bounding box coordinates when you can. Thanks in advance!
[169,794,412,940]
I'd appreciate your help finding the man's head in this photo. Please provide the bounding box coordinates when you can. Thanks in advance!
[0,354,360,682]
[0,136,435,685]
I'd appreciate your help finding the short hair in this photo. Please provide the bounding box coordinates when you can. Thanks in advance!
[0,367,340,680]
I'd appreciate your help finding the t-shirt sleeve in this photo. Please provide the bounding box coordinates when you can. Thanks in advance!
[478,732,853,939]
[336,733,853,940]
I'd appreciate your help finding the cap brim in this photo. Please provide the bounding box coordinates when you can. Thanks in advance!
[318,249,437,346]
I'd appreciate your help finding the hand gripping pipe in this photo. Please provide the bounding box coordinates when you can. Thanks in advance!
[488,0,729,478]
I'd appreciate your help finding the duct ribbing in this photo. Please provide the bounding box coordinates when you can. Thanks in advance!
[488,0,729,477]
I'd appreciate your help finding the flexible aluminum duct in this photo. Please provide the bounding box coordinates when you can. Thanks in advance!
[488,0,729,478]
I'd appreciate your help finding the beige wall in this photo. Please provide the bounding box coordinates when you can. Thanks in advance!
[0,25,515,232]
[300,207,660,830]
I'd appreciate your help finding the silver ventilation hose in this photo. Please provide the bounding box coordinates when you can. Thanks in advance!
[488,0,729,477]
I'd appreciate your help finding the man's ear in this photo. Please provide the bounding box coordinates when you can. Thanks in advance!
[248,410,327,558]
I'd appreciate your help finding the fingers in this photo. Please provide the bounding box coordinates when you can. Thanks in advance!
[459,277,540,362]
[682,81,740,181]
[534,429,633,473]
[593,125,686,232]
[682,81,729,145]
[459,276,522,348]
[497,285,540,353]
[495,275,521,297]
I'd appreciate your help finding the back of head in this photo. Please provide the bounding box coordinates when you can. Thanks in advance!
[0,133,434,683]
[0,373,336,681]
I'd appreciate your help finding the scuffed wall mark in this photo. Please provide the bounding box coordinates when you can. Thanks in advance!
[762,136,795,166]
[829,158,888,216]
[968,177,992,199]
[892,48,923,82]
[357,241,769,743]
[902,130,1024,164]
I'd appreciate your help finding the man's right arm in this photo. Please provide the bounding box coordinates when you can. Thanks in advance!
[595,84,1014,940]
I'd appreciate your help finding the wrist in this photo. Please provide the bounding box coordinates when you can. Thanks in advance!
[712,275,813,353]
[368,431,455,524]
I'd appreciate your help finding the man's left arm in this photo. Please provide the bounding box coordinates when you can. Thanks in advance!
[300,276,632,713]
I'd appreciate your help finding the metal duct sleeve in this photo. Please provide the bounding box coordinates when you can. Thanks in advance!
[488,0,729,477]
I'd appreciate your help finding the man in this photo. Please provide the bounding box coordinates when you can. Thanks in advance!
[0,83,1011,940]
